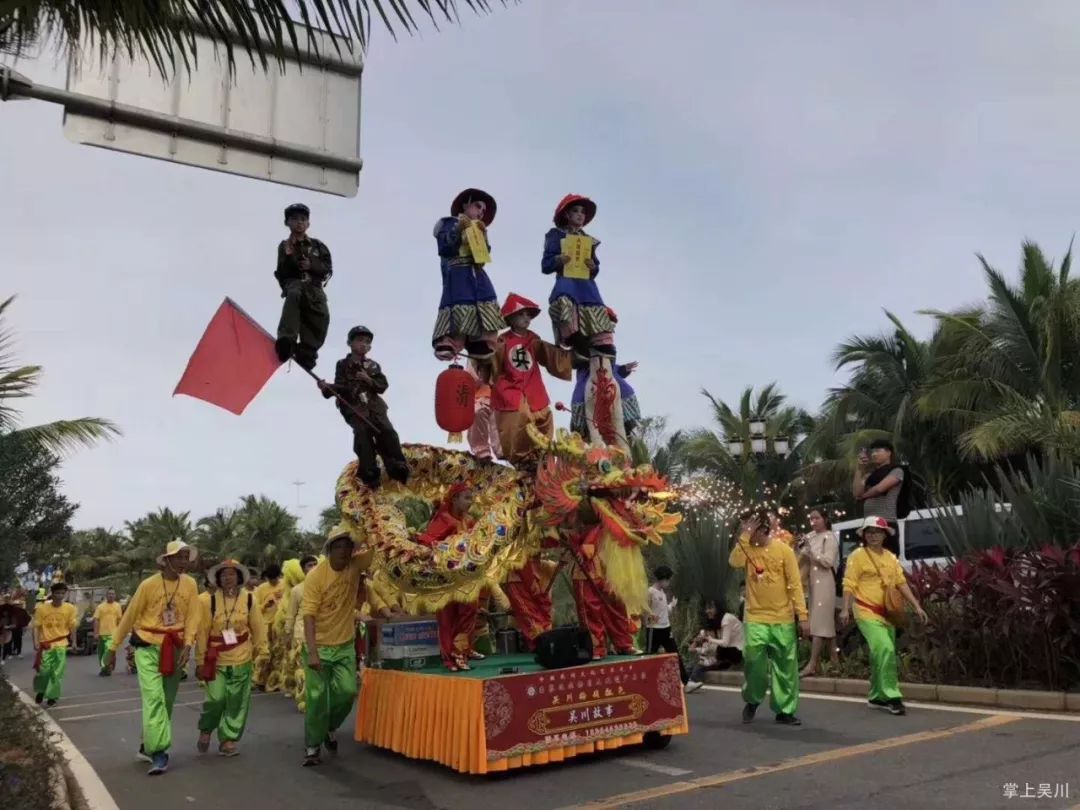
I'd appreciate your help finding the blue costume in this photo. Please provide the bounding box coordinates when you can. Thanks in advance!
[432,189,503,360]
[542,195,615,360]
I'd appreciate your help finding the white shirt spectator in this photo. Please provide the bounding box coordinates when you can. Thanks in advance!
[646,585,676,629]
[718,613,744,652]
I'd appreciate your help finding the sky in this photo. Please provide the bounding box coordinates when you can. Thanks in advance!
[4,0,1080,532]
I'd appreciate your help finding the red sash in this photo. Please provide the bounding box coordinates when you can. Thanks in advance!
[855,597,886,618]
[33,635,70,672]
[197,632,251,681]
[140,627,186,676]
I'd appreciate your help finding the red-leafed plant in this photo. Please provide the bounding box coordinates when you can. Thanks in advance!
[904,543,1080,690]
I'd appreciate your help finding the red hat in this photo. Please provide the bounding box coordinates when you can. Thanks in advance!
[451,188,497,226]
[439,482,472,514]
[501,293,542,321]
[553,194,597,227]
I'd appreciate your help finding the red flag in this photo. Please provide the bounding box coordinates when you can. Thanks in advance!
[174,298,283,415]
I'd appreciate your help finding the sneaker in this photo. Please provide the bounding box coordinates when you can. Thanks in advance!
[34,693,44,705]
[775,713,803,726]
[684,681,704,694]
[46,699,56,708]
[324,733,338,754]
[302,746,321,767]
[136,746,152,763]
[868,698,890,710]
[147,753,169,775]
[742,703,758,724]
[888,700,907,716]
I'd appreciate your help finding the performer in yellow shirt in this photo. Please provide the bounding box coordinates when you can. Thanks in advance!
[195,560,268,757]
[300,524,370,767]
[104,540,201,776]
[283,555,320,709]
[92,589,123,677]
[840,517,927,716]
[729,511,809,725]
[32,583,78,706]
[252,564,285,691]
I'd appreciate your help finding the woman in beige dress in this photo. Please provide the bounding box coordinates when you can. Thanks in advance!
[798,508,840,676]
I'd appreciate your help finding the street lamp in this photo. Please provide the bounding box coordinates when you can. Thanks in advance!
[749,419,767,436]
[750,436,767,454]
[774,436,791,457]
[727,439,744,457]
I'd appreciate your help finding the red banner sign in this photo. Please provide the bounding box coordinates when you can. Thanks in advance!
[483,654,686,760]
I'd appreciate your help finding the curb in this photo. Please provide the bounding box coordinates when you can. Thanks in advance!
[703,671,1080,714]
[13,685,120,810]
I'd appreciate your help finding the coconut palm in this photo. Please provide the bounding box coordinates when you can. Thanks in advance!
[0,296,119,455]
[228,494,300,567]
[1,1,512,78]
[122,507,194,577]
[316,505,341,537]
[196,507,240,561]
[919,241,1080,462]
[678,383,810,506]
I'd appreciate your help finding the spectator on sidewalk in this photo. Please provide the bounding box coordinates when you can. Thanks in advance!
[853,440,907,554]
[684,601,744,693]
[797,509,840,677]
[645,566,688,684]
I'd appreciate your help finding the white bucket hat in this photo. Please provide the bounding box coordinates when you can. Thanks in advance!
[156,539,199,566]
[856,516,895,536]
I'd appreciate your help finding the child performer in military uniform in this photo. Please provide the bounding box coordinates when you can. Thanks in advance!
[542,194,615,362]
[729,512,809,726]
[432,188,503,360]
[104,541,201,775]
[195,559,267,757]
[275,203,333,370]
[319,326,410,489]
[32,582,77,706]
[489,294,573,467]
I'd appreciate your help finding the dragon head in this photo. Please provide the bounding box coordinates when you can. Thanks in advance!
[528,425,681,613]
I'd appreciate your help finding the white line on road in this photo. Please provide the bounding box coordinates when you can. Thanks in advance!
[56,691,273,722]
[617,757,693,776]
[49,689,205,712]
[697,685,1080,723]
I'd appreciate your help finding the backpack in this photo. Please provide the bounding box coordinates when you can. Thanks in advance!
[895,464,913,520]
[210,592,253,617]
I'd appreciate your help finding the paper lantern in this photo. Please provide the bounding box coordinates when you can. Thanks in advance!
[435,363,476,434]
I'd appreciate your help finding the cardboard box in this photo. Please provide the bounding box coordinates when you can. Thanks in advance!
[380,619,439,671]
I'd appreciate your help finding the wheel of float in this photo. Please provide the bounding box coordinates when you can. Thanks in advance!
[642,731,673,750]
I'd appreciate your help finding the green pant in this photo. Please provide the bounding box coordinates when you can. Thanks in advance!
[277,280,329,365]
[135,646,184,755]
[98,635,112,673]
[742,622,800,716]
[34,648,68,701]
[857,618,903,702]
[303,643,358,748]
[198,662,254,743]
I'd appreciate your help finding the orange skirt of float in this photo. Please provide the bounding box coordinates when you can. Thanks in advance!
[356,653,689,775]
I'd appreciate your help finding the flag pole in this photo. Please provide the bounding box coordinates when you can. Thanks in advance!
[296,364,381,435]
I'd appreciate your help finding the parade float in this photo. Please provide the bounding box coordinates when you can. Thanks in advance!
[338,426,687,775]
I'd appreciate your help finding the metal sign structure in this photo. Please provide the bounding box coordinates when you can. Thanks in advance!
[1,24,363,197]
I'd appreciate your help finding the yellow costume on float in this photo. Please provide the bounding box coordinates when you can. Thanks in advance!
[252,573,286,691]
[268,559,306,695]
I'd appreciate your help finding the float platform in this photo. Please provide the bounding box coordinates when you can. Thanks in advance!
[355,652,689,775]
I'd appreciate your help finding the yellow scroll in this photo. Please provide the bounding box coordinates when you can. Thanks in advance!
[560,235,593,280]
[464,222,491,266]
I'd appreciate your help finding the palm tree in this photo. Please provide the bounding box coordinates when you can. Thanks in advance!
[123,507,194,578]
[316,505,341,537]
[0,296,119,455]
[228,494,300,568]
[919,240,1080,462]
[196,507,240,562]
[2,2,512,79]
[678,383,810,508]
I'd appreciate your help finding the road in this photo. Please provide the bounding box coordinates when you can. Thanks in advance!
[6,652,1079,810]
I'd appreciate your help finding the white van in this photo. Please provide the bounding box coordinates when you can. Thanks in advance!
[832,507,957,574]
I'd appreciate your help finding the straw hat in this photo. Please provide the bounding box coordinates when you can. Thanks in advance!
[156,539,199,566]
[206,558,251,586]
[323,522,356,552]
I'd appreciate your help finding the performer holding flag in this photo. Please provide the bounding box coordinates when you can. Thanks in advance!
[32,582,77,707]
[104,541,201,775]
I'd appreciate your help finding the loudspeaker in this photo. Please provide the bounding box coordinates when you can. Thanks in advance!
[534,626,593,669]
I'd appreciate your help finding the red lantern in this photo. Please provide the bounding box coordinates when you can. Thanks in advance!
[435,363,476,434]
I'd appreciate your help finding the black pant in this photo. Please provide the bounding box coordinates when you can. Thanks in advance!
[351,414,409,487]
[646,626,689,683]
[4,628,23,658]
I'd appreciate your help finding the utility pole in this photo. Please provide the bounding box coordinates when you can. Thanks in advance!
[291,480,307,512]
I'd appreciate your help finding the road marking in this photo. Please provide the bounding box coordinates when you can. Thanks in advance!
[49,689,205,712]
[557,714,1018,809]
[617,757,693,777]
[698,685,1080,723]
[57,691,272,722]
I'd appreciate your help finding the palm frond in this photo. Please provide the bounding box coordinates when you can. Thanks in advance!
[12,417,121,455]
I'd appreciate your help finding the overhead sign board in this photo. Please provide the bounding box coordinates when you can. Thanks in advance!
[60,25,363,197]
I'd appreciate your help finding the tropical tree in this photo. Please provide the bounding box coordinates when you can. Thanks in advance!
[1,1,511,78]
[678,383,811,510]
[227,494,300,568]
[316,505,341,537]
[196,507,240,562]
[919,241,1080,463]
[0,296,119,456]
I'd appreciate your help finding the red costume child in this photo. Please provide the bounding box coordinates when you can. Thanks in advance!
[572,530,639,659]
[490,294,573,467]
[415,483,482,671]
[504,557,558,652]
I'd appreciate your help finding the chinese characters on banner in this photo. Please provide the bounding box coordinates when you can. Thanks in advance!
[465,223,491,265]
[560,235,594,280]
[483,654,686,761]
